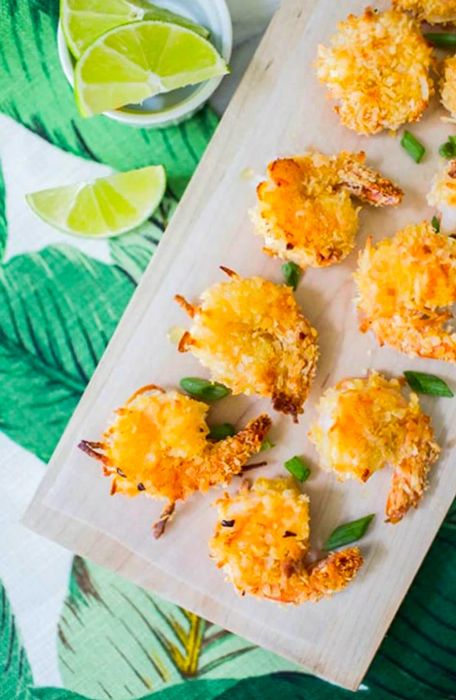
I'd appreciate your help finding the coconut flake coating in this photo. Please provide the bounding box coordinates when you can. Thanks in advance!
[309,373,440,523]
[253,151,402,269]
[354,221,456,361]
[316,8,433,134]
[176,274,319,420]
[210,477,363,603]
[393,0,456,23]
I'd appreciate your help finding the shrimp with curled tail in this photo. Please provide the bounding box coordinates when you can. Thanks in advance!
[354,222,456,361]
[78,385,271,538]
[308,373,440,523]
[209,477,363,603]
[176,270,319,421]
[252,150,402,269]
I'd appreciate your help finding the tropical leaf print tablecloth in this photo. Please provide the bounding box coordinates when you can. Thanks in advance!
[0,1,455,699]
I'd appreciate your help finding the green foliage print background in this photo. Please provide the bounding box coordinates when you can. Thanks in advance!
[0,1,455,699]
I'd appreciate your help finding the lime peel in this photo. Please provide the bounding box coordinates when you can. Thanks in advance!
[74,20,228,117]
[26,165,166,239]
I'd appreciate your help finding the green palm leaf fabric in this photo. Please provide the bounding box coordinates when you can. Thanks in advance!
[0,579,33,700]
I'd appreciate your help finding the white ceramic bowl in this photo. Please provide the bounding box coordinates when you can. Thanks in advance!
[57,0,232,128]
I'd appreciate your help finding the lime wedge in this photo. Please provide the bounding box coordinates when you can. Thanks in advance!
[74,20,228,117]
[61,0,209,58]
[26,166,166,238]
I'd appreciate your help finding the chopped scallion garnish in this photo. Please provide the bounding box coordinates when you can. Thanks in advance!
[260,438,275,452]
[208,423,236,440]
[323,514,375,551]
[282,262,302,291]
[180,377,231,402]
[439,140,456,159]
[431,216,440,233]
[404,371,453,397]
[424,32,456,49]
[401,131,425,163]
[284,455,311,482]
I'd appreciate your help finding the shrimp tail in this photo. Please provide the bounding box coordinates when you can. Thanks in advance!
[386,413,440,523]
[299,547,364,601]
[337,154,403,207]
[208,414,272,483]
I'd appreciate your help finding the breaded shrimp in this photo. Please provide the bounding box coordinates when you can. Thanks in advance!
[253,151,403,269]
[209,477,363,603]
[308,373,440,523]
[354,221,456,361]
[440,56,456,121]
[78,385,271,537]
[428,158,456,232]
[175,271,319,421]
[393,0,456,23]
[316,8,433,134]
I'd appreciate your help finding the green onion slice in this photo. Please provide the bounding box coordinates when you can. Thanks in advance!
[282,262,302,291]
[323,514,375,551]
[180,377,231,402]
[404,371,453,397]
[439,141,456,159]
[208,423,236,441]
[424,32,456,49]
[401,131,425,163]
[260,438,275,452]
[431,216,440,233]
[284,455,311,482]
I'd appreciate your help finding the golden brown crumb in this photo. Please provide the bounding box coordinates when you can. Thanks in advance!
[354,221,456,361]
[176,273,319,420]
[253,151,402,269]
[393,0,456,23]
[441,56,456,121]
[209,477,363,602]
[427,158,456,233]
[309,373,440,523]
[316,8,433,134]
[79,385,271,536]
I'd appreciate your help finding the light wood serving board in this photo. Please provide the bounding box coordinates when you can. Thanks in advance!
[24,0,456,690]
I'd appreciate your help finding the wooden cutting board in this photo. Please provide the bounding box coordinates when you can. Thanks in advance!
[24,0,456,690]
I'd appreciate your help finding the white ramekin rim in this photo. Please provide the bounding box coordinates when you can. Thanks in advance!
[57,0,232,128]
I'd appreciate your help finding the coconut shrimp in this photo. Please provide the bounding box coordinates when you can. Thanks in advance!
[175,271,319,421]
[428,158,456,232]
[308,373,440,523]
[78,385,271,538]
[440,56,456,122]
[209,477,363,603]
[316,8,433,134]
[393,0,456,23]
[355,221,456,361]
[253,151,403,269]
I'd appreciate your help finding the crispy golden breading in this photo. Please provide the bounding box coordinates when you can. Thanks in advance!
[176,273,319,421]
[79,385,271,537]
[441,56,456,120]
[316,8,433,134]
[393,0,456,23]
[209,478,363,603]
[354,221,456,360]
[427,158,456,232]
[253,151,402,269]
[309,373,440,523]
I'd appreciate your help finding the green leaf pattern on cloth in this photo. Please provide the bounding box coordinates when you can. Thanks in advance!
[0,245,135,461]
[57,558,297,698]
[0,579,33,700]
